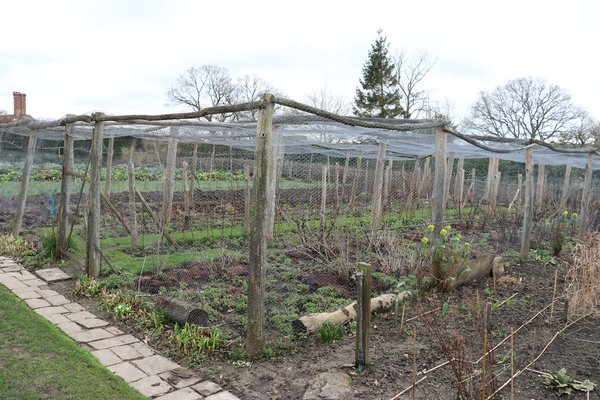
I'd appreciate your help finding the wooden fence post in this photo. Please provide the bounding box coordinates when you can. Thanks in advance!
[247,93,274,357]
[57,123,74,253]
[182,161,190,228]
[128,159,138,249]
[520,147,534,259]
[431,128,447,281]
[383,160,392,207]
[371,143,386,230]
[162,126,179,226]
[578,154,594,238]
[443,152,455,209]
[243,164,251,236]
[559,165,572,212]
[266,139,282,240]
[534,162,545,215]
[190,143,198,212]
[335,162,340,208]
[355,262,372,370]
[455,156,465,205]
[320,165,328,229]
[12,129,38,235]
[86,116,104,278]
[104,136,114,195]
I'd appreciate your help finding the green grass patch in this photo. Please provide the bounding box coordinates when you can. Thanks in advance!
[0,285,146,400]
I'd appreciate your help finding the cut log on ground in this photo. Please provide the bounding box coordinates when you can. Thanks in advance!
[292,291,412,335]
[452,255,503,288]
[158,297,209,326]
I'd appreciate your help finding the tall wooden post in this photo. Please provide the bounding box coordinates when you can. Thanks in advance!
[128,159,138,249]
[520,147,534,259]
[371,143,386,230]
[86,116,104,278]
[247,93,274,357]
[484,157,495,201]
[443,152,455,209]
[104,136,114,195]
[431,128,447,236]
[190,143,198,212]
[534,162,545,215]
[355,262,372,370]
[334,162,340,208]
[455,156,465,204]
[57,123,74,252]
[578,154,594,238]
[320,165,328,229]
[266,140,282,240]
[162,126,179,226]
[182,161,190,227]
[12,130,38,235]
[559,165,572,211]
[383,160,392,207]
[489,164,500,216]
[243,164,251,236]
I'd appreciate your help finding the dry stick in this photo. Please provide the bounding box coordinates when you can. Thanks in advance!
[412,329,417,400]
[510,327,515,400]
[100,192,131,235]
[482,328,487,400]
[135,188,177,246]
[399,304,406,334]
[487,314,591,400]
[549,269,558,322]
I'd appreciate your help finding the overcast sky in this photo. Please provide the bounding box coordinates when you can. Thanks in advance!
[1,0,598,123]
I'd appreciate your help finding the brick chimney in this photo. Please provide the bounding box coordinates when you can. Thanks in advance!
[12,92,26,116]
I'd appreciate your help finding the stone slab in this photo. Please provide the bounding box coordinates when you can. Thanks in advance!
[36,268,71,282]
[46,295,71,306]
[92,349,122,366]
[65,311,97,321]
[0,276,28,290]
[38,289,60,298]
[15,290,42,300]
[34,305,68,317]
[70,328,114,343]
[88,334,138,350]
[24,278,48,287]
[16,271,37,280]
[1,265,24,272]
[154,388,203,400]
[78,318,109,329]
[109,361,147,383]
[192,380,222,396]
[63,302,85,313]
[131,375,172,398]
[111,344,143,361]
[133,354,180,376]
[160,368,203,389]
[45,313,71,325]
[57,322,84,335]
[24,298,51,309]
[105,325,124,336]
[206,392,240,400]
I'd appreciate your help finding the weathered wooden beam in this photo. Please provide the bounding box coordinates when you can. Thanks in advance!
[12,129,38,235]
[370,143,386,230]
[520,147,534,259]
[578,154,594,238]
[57,123,74,252]
[86,117,104,278]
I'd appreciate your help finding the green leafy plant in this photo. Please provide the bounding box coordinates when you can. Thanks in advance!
[113,304,132,317]
[542,368,596,395]
[171,323,223,356]
[552,211,578,256]
[74,274,105,297]
[318,321,346,344]
[0,233,34,259]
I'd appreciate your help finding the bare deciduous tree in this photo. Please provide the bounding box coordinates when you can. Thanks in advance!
[559,112,600,147]
[464,77,582,141]
[396,51,435,119]
[305,85,350,115]
[235,74,276,120]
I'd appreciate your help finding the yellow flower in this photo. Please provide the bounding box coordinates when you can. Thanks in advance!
[421,237,429,245]
[445,225,452,231]
[427,224,435,232]
[572,213,578,218]
[440,229,448,236]
[562,211,569,217]
[464,242,470,247]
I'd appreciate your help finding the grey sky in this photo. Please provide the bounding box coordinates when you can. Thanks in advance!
[1,0,598,122]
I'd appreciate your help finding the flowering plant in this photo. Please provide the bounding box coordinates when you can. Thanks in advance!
[552,211,577,256]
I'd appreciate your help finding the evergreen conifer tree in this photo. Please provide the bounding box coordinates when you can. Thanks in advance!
[353,31,403,118]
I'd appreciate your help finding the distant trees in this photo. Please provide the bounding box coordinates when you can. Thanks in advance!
[464,77,582,141]
[167,65,276,121]
[558,112,600,148]
[353,31,403,118]
[305,85,350,115]
[396,51,435,119]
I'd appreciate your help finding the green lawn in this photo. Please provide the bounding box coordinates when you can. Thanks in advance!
[0,285,146,400]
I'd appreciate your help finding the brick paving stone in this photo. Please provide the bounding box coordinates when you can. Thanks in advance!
[11,285,40,294]
[130,341,154,357]
[34,305,68,317]
[63,302,85,313]
[1,265,23,272]
[92,349,122,366]
[57,322,84,335]
[16,290,42,300]
[70,328,113,343]
[133,354,180,376]
[38,289,60,298]
[154,388,203,400]
[105,325,124,336]
[24,298,51,309]
[65,311,97,321]
[24,278,49,287]
[46,295,71,306]
[0,276,28,290]
[108,361,147,383]
[206,392,240,400]
[131,375,172,398]
[111,344,143,361]
[192,381,222,396]
[89,334,138,350]
[160,368,203,389]
[77,318,109,329]
[16,271,37,280]
[45,313,71,325]
[36,268,71,282]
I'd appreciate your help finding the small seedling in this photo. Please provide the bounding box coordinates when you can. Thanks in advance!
[113,304,132,316]
[318,321,345,344]
[542,368,596,395]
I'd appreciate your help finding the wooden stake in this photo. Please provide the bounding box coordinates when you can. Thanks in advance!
[443,151,455,209]
[412,328,417,400]
[559,165,572,211]
[243,163,251,236]
[432,129,447,237]
[162,126,178,226]
[334,162,340,208]
[520,147,534,259]
[400,303,406,334]
[355,262,372,370]
[182,160,190,227]
[320,164,328,230]
[104,136,114,195]
[247,93,274,357]
[12,129,38,235]
[135,188,176,246]
[549,268,558,322]
[86,117,104,278]
[510,327,515,400]
[57,122,74,253]
[578,153,594,239]
[534,162,545,215]
[190,143,198,212]
[371,143,386,230]
[127,159,138,249]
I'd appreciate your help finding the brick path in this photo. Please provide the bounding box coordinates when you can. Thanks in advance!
[0,256,240,400]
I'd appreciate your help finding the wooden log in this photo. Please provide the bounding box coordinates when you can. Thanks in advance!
[247,93,274,357]
[266,138,282,240]
[128,159,138,249]
[451,255,503,288]
[158,297,209,326]
[13,129,38,235]
[520,147,534,259]
[86,117,104,278]
[57,122,74,252]
[292,291,412,334]
[578,153,594,238]
[104,136,114,195]
[370,143,386,230]
[162,126,179,226]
